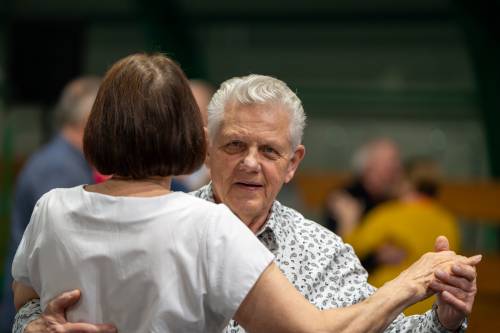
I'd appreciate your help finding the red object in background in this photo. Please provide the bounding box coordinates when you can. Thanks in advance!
[93,169,111,183]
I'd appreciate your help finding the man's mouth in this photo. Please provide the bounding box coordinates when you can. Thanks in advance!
[234,181,263,190]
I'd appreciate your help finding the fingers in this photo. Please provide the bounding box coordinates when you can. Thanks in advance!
[46,289,81,315]
[435,270,476,292]
[439,290,472,315]
[451,263,477,282]
[437,254,481,270]
[464,254,482,266]
[429,280,468,299]
[63,323,117,333]
[434,236,450,252]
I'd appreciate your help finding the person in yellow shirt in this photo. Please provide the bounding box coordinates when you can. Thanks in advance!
[344,157,460,315]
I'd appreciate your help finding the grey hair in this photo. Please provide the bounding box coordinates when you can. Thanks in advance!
[351,138,398,174]
[207,74,306,149]
[352,144,371,175]
[53,76,101,128]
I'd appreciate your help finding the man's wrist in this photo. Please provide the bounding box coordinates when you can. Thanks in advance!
[432,303,467,333]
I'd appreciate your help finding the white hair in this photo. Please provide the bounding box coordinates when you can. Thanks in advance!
[207,74,306,149]
[351,138,398,174]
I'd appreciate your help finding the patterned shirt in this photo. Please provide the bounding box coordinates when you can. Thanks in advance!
[193,184,464,333]
[13,184,465,333]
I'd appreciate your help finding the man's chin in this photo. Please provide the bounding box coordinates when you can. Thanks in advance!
[227,200,264,219]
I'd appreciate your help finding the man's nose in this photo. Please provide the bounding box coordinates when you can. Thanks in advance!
[240,147,261,172]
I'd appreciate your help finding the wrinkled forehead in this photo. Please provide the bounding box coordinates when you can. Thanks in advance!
[219,101,292,138]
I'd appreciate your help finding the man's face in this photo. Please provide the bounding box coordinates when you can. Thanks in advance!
[365,142,402,197]
[206,102,305,231]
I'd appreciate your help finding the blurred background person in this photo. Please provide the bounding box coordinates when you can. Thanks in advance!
[324,138,403,272]
[0,76,100,331]
[174,79,215,192]
[343,157,460,315]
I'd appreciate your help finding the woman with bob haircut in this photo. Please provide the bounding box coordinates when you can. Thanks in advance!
[11,53,480,333]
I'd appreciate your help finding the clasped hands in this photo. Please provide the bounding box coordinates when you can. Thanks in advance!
[391,235,480,331]
[431,236,480,331]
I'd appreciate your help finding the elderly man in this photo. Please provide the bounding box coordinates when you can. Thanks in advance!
[14,75,476,333]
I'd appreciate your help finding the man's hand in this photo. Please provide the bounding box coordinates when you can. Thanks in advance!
[24,290,117,333]
[430,236,480,331]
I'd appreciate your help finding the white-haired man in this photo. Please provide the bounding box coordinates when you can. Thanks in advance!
[15,75,476,333]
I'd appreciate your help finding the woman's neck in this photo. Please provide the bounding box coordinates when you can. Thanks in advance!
[85,176,173,197]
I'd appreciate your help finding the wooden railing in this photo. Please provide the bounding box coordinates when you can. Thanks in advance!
[294,170,500,332]
[295,171,500,221]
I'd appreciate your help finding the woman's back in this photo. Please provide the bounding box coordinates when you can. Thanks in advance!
[13,186,273,333]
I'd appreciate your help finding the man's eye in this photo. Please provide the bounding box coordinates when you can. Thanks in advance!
[262,146,280,159]
[223,141,245,153]
[228,141,244,148]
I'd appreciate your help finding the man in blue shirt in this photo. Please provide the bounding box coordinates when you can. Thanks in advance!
[0,77,100,332]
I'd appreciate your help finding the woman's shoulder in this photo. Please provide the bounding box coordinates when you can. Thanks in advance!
[35,185,83,207]
[176,191,226,209]
[171,193,242,231]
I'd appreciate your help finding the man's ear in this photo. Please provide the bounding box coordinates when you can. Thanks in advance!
[285,145,305,183]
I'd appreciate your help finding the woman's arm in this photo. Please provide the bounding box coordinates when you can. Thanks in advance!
[235,251,482,333]
[235,263,410,333]
[12,281,39,311]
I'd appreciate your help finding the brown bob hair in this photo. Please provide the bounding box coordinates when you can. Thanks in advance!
[83,53,206,178]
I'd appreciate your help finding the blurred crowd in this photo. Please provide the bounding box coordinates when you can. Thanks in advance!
[323,138,459,315]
